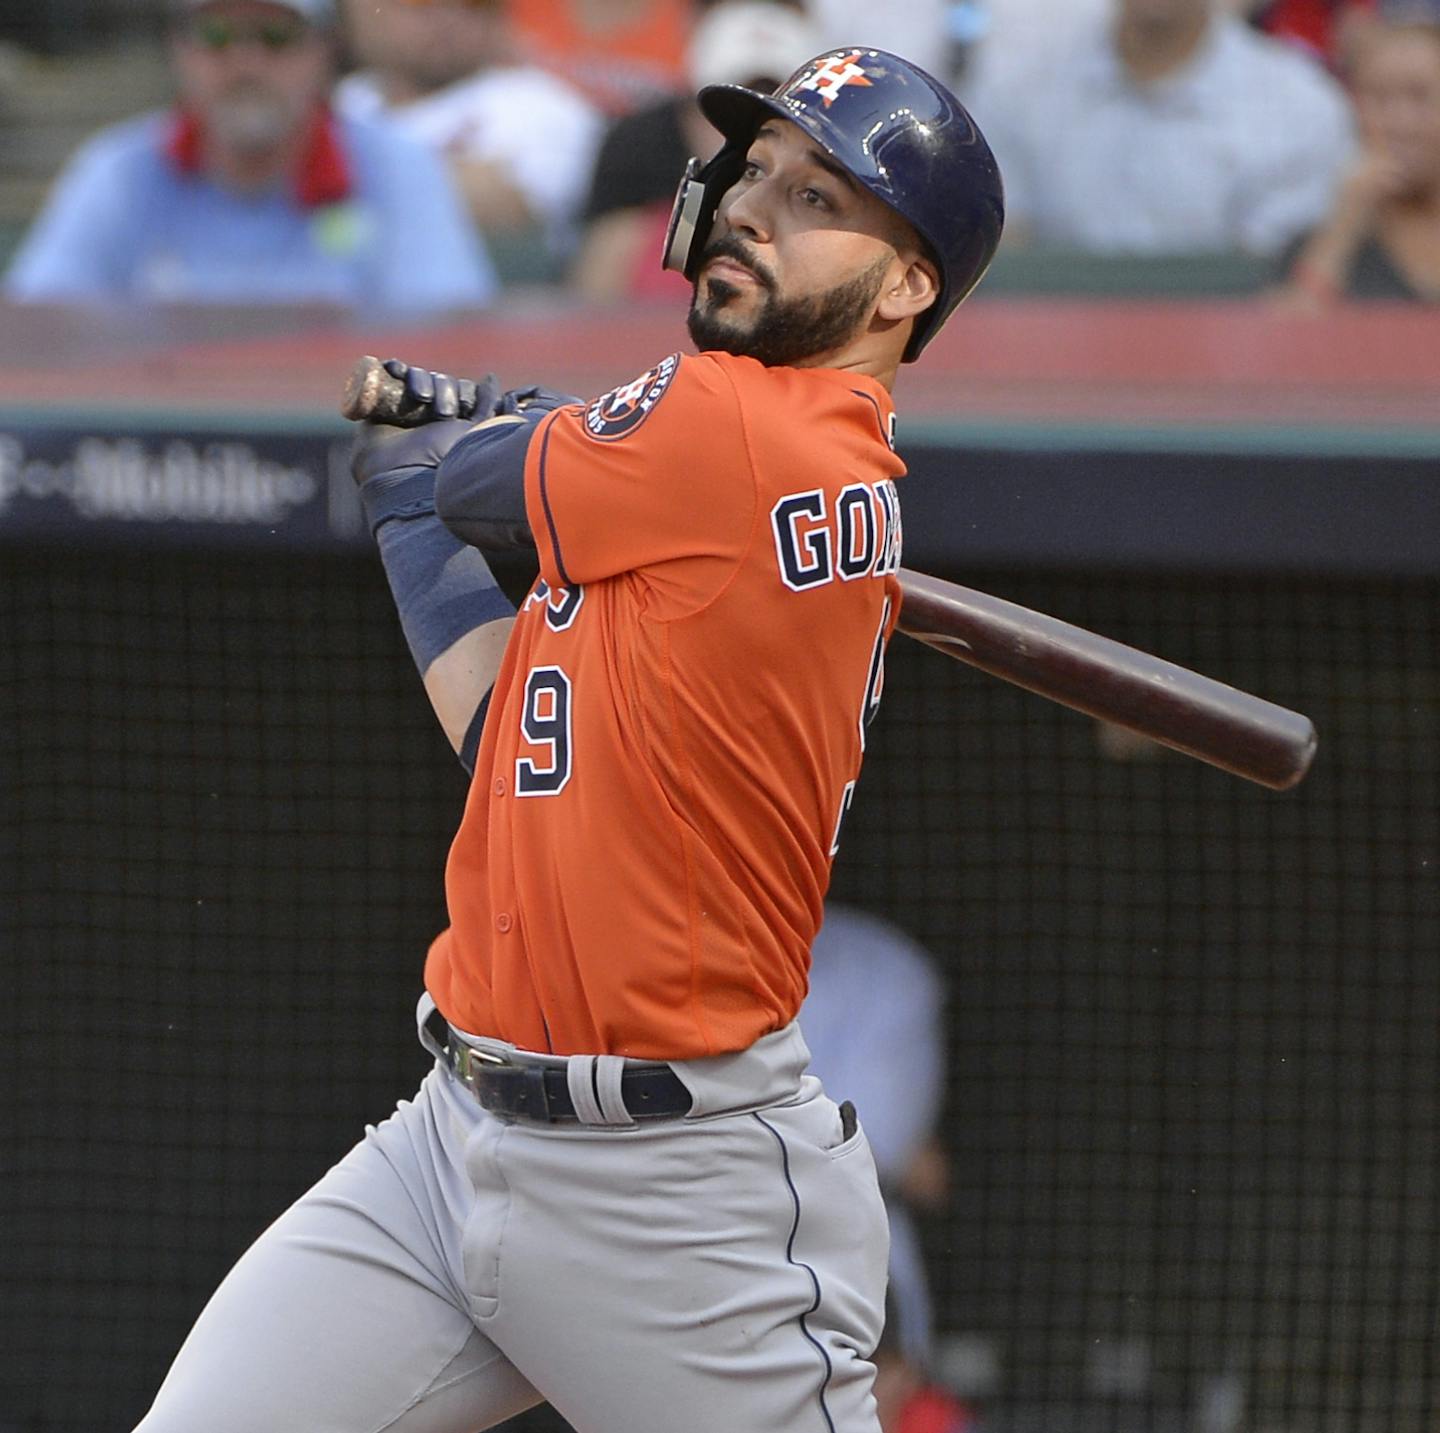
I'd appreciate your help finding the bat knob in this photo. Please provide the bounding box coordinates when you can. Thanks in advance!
[341,355,396,424]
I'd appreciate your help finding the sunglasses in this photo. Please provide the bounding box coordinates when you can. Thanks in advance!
[184,15,312,51]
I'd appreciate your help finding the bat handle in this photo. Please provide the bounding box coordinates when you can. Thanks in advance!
[340,355,436,428]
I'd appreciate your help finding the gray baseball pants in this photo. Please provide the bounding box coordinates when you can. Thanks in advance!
[132,995,889,1433]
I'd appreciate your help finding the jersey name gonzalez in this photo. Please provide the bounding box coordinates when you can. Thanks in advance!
[771,479,902,591]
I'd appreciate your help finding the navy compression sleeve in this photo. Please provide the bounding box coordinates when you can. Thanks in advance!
[361,467,513,775]
[434,411,545,551]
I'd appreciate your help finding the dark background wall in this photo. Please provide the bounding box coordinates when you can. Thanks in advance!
[3,540,1435,1433]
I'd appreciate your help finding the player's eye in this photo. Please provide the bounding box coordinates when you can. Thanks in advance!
[741,160,763,181]
[799,186,832,211]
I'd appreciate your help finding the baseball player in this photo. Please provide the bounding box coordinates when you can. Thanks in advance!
[133,49,1002,1433]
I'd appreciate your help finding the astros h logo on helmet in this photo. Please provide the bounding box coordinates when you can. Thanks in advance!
[791,51,874,107]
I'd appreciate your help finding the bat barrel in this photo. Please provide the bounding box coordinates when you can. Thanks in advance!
[897,569,1317,790]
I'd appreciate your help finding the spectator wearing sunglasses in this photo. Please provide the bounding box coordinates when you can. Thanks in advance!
[4,0,496,314]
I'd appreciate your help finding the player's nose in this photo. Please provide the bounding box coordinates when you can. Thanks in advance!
[719,177,773,245]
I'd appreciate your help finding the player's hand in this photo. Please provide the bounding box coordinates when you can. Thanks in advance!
[1331,147,1408,233]
[495,384,582,417]
[380,357,502,422]
[350,416,477,489]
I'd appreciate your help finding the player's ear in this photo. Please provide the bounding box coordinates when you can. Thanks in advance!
[875,252,940,325]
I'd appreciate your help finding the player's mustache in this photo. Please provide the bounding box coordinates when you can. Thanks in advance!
[700,235,776,291]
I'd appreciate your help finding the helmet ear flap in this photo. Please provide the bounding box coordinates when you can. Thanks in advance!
[660,158,710,278]
[661,147,746,280]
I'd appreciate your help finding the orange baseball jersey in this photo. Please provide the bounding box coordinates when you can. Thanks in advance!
[424,351,906,1060]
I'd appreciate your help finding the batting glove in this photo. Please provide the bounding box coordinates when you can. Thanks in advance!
[380,357,502,422]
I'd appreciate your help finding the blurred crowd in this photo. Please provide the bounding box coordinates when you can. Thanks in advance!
[0,0,1436,317]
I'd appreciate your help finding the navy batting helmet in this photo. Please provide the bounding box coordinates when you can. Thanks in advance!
[662,48,1004,361]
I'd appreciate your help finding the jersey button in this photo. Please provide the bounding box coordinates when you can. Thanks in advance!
[493,777,507,797]
[495,912,513,934]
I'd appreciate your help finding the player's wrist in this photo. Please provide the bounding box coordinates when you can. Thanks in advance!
[358,467,437,537]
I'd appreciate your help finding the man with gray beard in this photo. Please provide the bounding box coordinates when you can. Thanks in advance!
[4,0,495,314]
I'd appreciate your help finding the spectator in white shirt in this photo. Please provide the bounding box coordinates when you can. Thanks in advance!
[963,0,1357,256]
[802,0,955,80]
[962,0,1110,90]
[336,0,603,260]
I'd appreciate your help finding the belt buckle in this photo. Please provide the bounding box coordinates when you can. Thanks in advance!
[465,1059,557,1124]
[451,1043,561,1123]
[453,1041,506,1087]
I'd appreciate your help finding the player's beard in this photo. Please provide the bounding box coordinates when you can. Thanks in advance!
[687,238,891,368]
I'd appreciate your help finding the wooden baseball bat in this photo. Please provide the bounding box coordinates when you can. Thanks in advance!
[341,355,1318,791]
[896,570,1315,790]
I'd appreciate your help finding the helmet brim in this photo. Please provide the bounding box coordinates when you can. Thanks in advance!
[698,84,873,183]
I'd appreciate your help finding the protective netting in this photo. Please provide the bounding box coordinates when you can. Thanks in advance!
[2,548,1435,1433]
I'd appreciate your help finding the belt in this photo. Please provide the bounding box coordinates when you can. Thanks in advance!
[428,1009,692,1125]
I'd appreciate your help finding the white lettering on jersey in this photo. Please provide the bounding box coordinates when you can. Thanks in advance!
[771,490,831,591]
[522,579,586,631]
[771,480,901,591]
[835,483,878,581]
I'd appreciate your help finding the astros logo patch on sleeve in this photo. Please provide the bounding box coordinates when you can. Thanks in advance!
[584,354,681,442]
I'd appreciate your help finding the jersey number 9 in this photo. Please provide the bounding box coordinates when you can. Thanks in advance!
[516,666,573,796]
